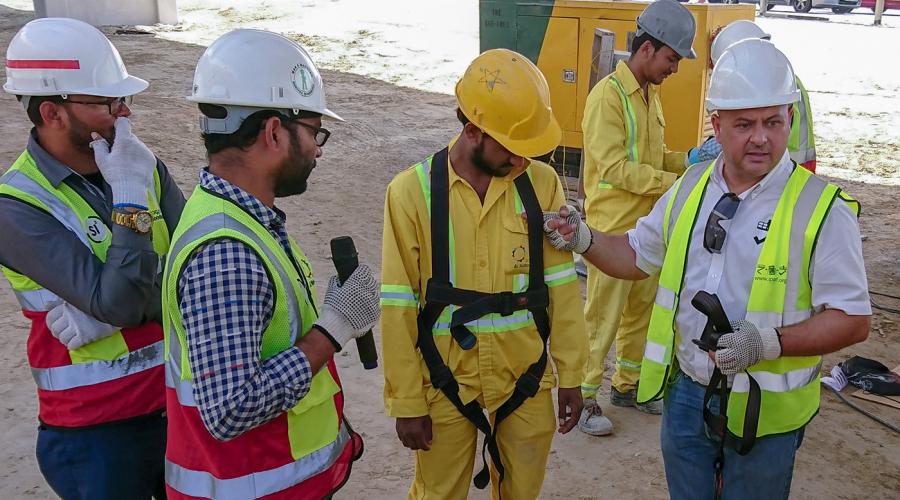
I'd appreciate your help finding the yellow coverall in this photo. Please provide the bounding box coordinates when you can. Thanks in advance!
[580,61,686,397]
[381,148,588,500]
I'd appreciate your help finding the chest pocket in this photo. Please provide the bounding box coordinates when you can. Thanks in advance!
[502,214,531,286]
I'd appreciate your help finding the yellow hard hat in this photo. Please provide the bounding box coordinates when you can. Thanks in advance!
[455,49,561,159]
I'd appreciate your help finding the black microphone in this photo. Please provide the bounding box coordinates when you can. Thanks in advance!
[330,236,378,370]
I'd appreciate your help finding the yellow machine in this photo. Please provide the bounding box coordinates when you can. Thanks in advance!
[480,0,755,175]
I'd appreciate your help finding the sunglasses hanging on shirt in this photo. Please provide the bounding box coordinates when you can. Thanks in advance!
[703,193,741,254]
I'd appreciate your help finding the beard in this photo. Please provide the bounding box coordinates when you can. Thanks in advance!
[274,131,315,198]
[471,139,512,178]
[67,112,111,154]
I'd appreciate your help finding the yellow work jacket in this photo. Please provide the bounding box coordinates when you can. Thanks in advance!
[380,148,588,418]
[582,61,687,233]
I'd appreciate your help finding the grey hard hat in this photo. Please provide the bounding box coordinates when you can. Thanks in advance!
[636,0,697,60]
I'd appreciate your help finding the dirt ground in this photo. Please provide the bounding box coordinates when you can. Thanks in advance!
[0,4,897,499]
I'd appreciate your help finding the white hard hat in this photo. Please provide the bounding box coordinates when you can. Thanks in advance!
[705,39,799,112]
[3,17,147,97]
[710,20,771,66]
[188,29,341,133]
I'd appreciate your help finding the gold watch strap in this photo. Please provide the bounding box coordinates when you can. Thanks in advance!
[112,211,135,229]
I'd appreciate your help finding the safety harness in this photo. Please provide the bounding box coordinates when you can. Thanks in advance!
[415,148,552,493]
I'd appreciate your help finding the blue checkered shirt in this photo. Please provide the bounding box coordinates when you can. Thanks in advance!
[177,169,313,441]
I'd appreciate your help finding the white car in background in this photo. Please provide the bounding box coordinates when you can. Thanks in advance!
[713,0,861,14]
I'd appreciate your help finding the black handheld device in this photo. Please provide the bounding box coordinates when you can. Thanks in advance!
[330,236,379,370]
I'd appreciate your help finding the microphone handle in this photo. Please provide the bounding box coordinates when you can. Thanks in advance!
[331,243,378,370]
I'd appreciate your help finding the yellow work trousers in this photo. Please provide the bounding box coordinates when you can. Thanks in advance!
[581,262,659,397]
[408,389,556,500]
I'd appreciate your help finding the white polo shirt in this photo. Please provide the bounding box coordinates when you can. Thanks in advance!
[627,151,871,386]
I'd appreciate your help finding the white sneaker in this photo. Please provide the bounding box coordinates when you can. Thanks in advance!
[577,398,613,436]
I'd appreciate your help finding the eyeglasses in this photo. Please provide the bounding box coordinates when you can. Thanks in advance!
[703,192,741,254]
[60,95,133,115]
[293,120,331,147]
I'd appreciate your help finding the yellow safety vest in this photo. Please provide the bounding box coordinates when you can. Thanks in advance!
[789,77,816,166]
[637,161,859,438]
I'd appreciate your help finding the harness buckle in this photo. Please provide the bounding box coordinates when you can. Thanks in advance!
[497,291,527,316]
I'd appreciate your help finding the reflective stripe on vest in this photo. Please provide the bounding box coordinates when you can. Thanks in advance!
[789,77,816,165]
[598,76,639,190]
[638,161,858,438]
[0,150,167,394]
[33,341,164,391]
[163,425,352,500]
[162,186,349,497]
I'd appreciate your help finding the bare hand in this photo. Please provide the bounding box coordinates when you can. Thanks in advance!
[396,415,433,451]
[556,387,583,434]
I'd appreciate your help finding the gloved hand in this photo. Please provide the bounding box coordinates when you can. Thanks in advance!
[46,302,119,350]
[90,117,156,208]
[541,205,593,254]
[714,320,782,375]
[687,136,723,165]
[313,264,380,351]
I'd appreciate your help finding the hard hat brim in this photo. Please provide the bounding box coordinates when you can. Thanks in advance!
[492,115,562,159]
[705,91,800,112]
[186,95,343,122]
[321,107,343,122]
[4,75,149,97]
[677,47,698,60]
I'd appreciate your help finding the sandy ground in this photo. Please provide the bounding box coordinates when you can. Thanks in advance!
[0,2,898,499]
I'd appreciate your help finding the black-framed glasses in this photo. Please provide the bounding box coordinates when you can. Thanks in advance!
[293,120,331,147]
[59,95,133,115]
[703,193,741,254]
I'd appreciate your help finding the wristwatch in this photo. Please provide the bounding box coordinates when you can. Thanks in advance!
[112,210,153,234]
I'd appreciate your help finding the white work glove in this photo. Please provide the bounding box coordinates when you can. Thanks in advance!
[541,205,593,254]
[46,302,119,351]
[714,320,782,375]
[312,264,380,351]
[90,117,156,208]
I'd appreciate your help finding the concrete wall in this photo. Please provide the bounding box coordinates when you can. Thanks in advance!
[33,0,177,26]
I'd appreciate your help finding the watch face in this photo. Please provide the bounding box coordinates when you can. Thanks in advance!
[134,212,154,233]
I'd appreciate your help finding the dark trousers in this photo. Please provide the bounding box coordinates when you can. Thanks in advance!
[36,413,166,500]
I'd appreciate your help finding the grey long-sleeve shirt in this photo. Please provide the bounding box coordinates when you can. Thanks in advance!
[0,130,186,327]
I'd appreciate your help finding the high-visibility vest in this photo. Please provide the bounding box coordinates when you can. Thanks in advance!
[162,185,362,500]
[0,149,169,427]
[637,161,859,438]
[789,77,816,172]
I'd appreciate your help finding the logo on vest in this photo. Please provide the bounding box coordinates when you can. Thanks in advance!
[755,263,787,284]
[754,219,771,245]
[511,245,529,270]
[85,216,109,243]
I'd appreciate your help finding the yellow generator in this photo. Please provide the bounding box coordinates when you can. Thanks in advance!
[479,0,755,177]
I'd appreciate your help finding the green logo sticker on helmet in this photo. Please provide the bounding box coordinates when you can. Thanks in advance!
[291,63,315,97]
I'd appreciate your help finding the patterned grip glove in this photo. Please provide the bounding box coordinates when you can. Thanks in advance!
[313,264,380,351]
[714,320,782,375]
[541,205,593,254]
